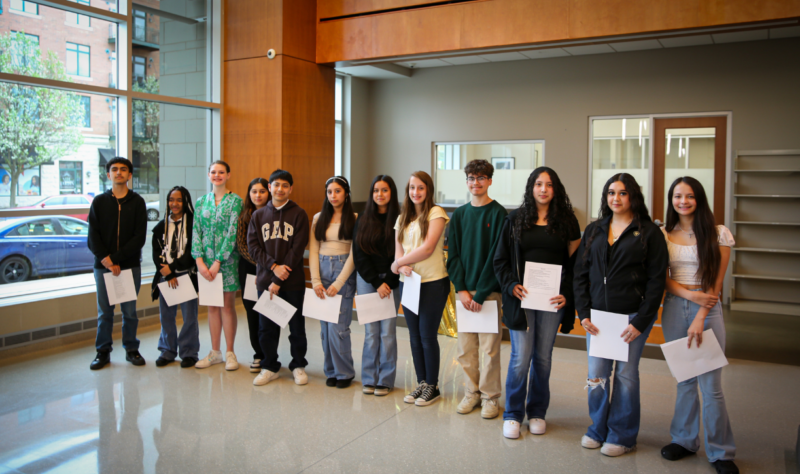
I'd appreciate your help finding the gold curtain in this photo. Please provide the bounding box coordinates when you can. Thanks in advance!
[438,251,458,338]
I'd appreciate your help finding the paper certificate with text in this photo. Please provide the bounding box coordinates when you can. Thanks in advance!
[521,262,561,312]
[104,269,137,305]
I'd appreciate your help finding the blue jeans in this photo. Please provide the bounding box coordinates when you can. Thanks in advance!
[504,309,562,422]
[402,276,450,386]
[157,276,200,361]
[662,292,736,462]
[94,267,142,353]
[318,254,357,380]
[357,274,401,388]
[585,312,654,448]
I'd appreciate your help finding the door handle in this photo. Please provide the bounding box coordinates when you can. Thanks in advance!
[69,243,78,248]
[27,243,39,248]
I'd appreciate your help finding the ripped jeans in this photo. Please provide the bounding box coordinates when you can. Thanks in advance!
[319,254,357,380]
[585,312,654,448]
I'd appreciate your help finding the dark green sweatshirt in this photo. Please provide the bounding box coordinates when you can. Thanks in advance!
[446,200,507,304]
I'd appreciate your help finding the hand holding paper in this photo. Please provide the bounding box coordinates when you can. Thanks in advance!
[400,271,422,314]
[521,262,561,313]
[588,309,629,362]
[104,269,137,305]
[198,273,224,307]
[456,300,498,334]
[254,291,297,328]
[355,292,397,325]
[661,329,728,383]
[243,274,259,302]
[302,288,342,323]
[157,274,198,306]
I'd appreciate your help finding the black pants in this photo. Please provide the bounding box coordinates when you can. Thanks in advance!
[258,287,307,373]
[238,259,264,360]
[402,276,450,386]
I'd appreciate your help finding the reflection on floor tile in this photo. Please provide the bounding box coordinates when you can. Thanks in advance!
[0,310,798,473]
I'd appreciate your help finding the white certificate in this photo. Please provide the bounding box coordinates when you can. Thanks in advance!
[355,292,398,325]
[104,269,137,305]
[456,300,499,334]
[254,292,297,328]
[302,287,342,324]
[243,274,259,302]
[400,271,422,314]
[588,309,630,362]
[521,262,561,312]
[660,329,728,383]
[157,274,198,307]
[198,273,224,307]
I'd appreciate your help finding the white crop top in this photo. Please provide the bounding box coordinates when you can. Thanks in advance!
[663,225,735,285]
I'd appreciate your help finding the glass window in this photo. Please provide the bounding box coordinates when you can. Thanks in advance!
[590,118,650,219]
[7,31,39,68]
[334,76,343,176]
[58,217,89,235]
[133,56,146,86]
[133,10,146,42]
[10,0,38,15]
[12,219,56,236]
[59,161,84,194]
[433,141,544,207]
[80,96,91,127]
[66,42,90,77]
[66,0,91,27]
[664,127,716,214]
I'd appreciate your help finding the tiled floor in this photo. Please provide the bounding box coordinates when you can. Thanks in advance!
[0,309,798,474]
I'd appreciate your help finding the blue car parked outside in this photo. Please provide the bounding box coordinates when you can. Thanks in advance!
[0,216,94,284]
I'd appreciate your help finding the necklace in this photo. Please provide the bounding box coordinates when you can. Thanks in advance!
[677,224,695,236]
[611,228,620,242]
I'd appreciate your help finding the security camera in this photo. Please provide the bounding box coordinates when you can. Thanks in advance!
[267,49,276,59]
[408,63,416,68]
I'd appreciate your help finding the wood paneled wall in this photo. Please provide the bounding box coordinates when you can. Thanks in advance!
[224,0,335,215]
[317,0,800,63]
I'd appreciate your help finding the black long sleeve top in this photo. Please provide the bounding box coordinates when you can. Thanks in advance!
[352,212,400,290]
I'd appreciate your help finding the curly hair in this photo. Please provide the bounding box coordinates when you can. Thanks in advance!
[464,159,494,179]
[514,167,577,242]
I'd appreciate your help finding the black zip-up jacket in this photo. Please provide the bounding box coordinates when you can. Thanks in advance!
[247,200,310,292]
[87,189,147,270]
[352,213,400,290]
[573,215,668,333]
[493,210,576,333]
[150,215,198,301]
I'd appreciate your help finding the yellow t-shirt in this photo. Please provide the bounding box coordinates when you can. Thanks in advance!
[394,206,450,283]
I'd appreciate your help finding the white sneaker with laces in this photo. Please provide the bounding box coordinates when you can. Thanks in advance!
[581,435,602,449]
[601,443,636,457]
[195,350,223,369]
[503,420,521,439]
[529,418,546,435]
[292,368,308,385]
[253,369,279,386]
[225,352,239,371]
[456,392,481,414]
[481,398,500,419]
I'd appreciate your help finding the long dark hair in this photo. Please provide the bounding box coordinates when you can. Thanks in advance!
[240,177,270,223]
[514,167,577,241]
[397,171,437,244]
[356,175,400,255]
[314,176,356,242]
[665,176,720,291]
[582,173,651,265]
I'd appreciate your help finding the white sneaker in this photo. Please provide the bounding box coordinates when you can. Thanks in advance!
[481,399,500,419]
[292,368,308,385]
[529,418,546,435]
[503,420,521,439]
[195,350,223,369]
[225,352,238,371]
[581,435,602,449]
[456,392,482,414]
[601,443,636,457]
[250,359,261,373]
[253,369,279,386]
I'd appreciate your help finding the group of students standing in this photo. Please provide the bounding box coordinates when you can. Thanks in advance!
[85,156,738,474]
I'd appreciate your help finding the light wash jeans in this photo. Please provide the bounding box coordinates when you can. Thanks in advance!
[504,309,562,422]
[357,274,400,388]
[94,267,141,353]
[585,312,654,448]
[662,291,736,462]
[319,254,357,380]
[157,275,200,361]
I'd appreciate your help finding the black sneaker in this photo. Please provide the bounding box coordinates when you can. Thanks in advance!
[326,377,337,387]
[126,351,146,366]
[712,460,739,474]
[415,384,440,406]
[336,377,354,389]
[90,352,110,370]
[661,443,695,461]
[180,357,197,368]
[403,382,426,404]
[155,357,172,367]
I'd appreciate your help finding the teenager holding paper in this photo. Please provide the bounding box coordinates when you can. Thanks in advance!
[151,186,199,368]
[353,175,401,396]
[392,171,450,406]
[493,167,580,439]
[309,176,358,389]
[237,178,270,373]
[573,173,667,456]
[247,169,310,386]
[447,160,507,419]
[660,177,738,474]
[191,161,243,370]
[88,157,147,370]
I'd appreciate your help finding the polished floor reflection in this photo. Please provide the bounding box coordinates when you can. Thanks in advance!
[0,309,798,473]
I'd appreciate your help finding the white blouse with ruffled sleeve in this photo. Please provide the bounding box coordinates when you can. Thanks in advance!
[664,225,735,286]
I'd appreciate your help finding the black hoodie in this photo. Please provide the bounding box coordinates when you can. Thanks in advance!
[87,188,147,270]
[247,200,309,292]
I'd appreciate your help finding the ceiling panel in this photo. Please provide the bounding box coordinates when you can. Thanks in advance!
[441,56,490,65]
[658,35,714,48]
[519,48,570,59]
[609,39,663,52]
[478,51,529,62]
[562,44,615,55]
[770,26,800,38]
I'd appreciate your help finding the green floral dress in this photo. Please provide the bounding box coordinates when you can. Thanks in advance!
[191,192,243,292]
